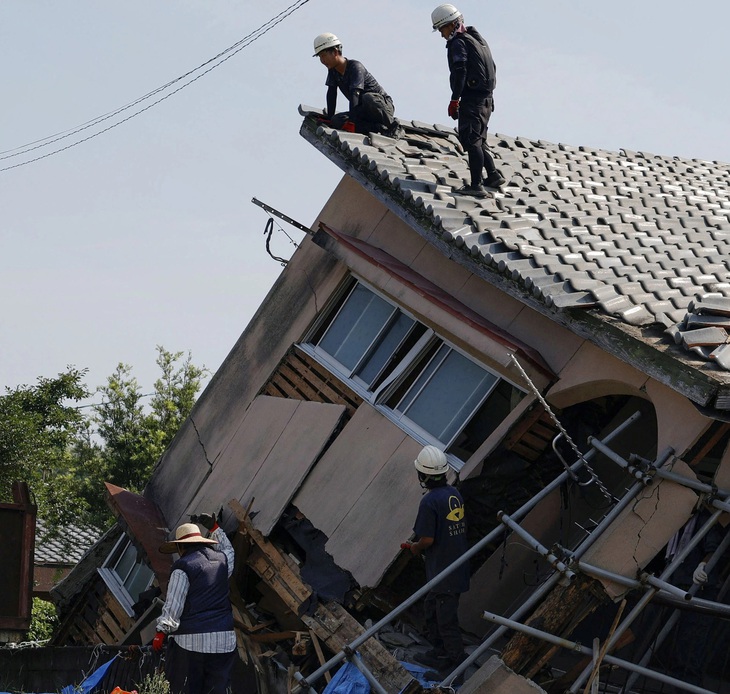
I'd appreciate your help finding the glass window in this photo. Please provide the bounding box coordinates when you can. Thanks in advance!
[305,280,526,465]
[389,343,500,444]
[99,535,154,614]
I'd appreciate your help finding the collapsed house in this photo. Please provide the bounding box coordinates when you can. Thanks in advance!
[50,108,730,694]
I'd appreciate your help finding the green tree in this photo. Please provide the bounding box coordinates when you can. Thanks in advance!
[1,349,207,533]
[0,369,91,527]
[28,598,58,642]
[79,347,207,527]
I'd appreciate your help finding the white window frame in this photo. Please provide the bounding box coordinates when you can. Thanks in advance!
[98,534,154,617]
[300,278,526,468]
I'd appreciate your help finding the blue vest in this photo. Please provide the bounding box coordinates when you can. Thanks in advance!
[173,546,234,634]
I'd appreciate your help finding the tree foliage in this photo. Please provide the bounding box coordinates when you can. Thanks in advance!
[0,347,207,532]
[0,368,90,527]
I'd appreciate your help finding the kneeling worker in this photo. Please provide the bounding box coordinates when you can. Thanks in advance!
[313,32,402,139]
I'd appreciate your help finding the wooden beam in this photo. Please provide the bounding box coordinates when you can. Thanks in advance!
[227,498,420,694]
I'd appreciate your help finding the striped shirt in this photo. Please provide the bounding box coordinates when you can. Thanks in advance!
[156,527,236,653]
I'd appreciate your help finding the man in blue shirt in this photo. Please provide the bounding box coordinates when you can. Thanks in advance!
[152,514,235,694]
[431,4,504,198]
[406,445,469,675]
[313,32,402,139]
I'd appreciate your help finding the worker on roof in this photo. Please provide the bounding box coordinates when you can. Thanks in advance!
[405,446,470,680]
[312,32,403,139]
[431,4,504,198]
[152,512,235,694]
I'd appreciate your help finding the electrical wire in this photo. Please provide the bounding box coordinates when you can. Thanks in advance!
[0,0,312,172]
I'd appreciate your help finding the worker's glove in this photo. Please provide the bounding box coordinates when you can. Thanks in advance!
[341,121,356,133]
[152,632,166,652]
[195,512,219,532]
[693,561,708,585]
[448,99,460,120]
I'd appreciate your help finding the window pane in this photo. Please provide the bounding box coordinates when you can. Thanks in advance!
[318,284,394,370]
[125,561,154,603]
[113,542,137,582]
[398,348,498,443]
[447,379,526,459]
[355,312,415,386]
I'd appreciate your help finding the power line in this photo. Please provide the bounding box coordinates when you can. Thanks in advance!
[0,0,312,173]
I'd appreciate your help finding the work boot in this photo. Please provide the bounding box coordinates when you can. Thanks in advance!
[385,123,405,140]
[483,170,506,189]
[415,649,450,668]
[453,183,487,198]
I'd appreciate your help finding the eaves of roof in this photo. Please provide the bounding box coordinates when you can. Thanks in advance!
[299,107,730,412]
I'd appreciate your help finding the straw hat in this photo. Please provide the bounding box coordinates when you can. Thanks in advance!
[159,522,218,554]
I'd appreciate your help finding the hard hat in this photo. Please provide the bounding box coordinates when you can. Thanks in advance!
[313,32,342,57]
[414,445,449,476]
[431,4,462,31]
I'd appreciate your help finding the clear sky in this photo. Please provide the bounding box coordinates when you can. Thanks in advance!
[2,1,729,398]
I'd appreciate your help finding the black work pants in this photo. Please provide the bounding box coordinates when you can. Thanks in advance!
[423,591,464,663]
[332,92,395,134]
[458,95,497,185]
[165,639,235,694]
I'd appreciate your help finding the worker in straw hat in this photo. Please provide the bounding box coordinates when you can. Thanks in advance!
[152,512,235,694]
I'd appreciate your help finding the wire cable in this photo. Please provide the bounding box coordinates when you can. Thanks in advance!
[0,0,312,172]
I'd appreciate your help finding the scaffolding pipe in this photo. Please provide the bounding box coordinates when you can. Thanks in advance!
[481,610,715,694]
[567,508,724,693]
[347,654,389,694]
[297,413,642,690]
[442,448,668,686]
[588,437,653,485]
[619,522,730,693]
[498,511,576,581]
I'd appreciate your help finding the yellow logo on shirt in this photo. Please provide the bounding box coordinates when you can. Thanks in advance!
[446,495,465,522]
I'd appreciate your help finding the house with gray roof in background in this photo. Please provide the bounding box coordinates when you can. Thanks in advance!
[51,109,730,693]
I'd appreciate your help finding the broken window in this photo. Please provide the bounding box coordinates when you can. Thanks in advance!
[98,535,154,616]
[304,279,526,465]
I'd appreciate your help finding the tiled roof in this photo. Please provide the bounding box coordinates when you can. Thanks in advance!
[299,106,730,393]
[35,518,101,565]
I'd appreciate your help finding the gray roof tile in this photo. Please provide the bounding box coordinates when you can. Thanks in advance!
[300,109,730,372]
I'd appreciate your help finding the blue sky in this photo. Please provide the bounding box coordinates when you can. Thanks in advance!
[2,1,729,396]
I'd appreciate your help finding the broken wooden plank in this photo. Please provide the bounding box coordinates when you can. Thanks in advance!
[302,601,420,694]
[228,498,420,694]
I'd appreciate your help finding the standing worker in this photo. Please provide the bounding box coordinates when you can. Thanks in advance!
[313,32,402,139]
[152,513,235,694]
[431,4,504,197]
[404,446,469,679]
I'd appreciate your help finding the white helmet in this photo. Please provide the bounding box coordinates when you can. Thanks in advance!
[431,4,462,31]
[414,446,449,476]
[313,32,342,57]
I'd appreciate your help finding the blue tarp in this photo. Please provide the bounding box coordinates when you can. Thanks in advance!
[61,654,119,694]
[1,653,119,694]
[321,659,442,694]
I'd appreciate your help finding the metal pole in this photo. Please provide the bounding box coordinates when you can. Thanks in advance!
[443,449,662,687]
[300,414,643,689]
[567,508,724,693]
[619,521,730,693]
[481,610,716,694]
[347,654,389,694]
[498,511,575,581]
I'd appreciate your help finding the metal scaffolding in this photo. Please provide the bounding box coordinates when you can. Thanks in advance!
[293,412,730,694]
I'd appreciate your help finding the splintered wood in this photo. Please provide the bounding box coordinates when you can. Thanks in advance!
[228,499,419,694]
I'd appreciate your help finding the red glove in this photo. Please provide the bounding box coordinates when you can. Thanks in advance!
[448,99,459,120]
[400,542,412,550]
[342,121,356,133]
[152,632,166,652]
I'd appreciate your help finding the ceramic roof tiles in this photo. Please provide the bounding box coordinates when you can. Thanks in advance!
[299,106,730,373]
[35,518,101,564]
